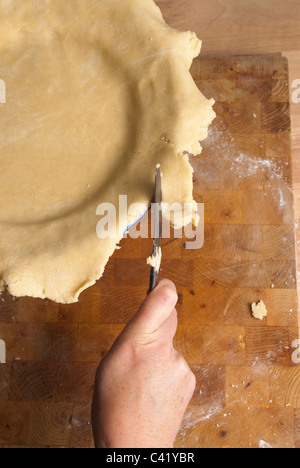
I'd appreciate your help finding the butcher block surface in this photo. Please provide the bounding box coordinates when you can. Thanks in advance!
[0,55,299,448]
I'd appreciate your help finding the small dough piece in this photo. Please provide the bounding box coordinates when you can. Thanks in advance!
[251,301,268,321]
[147,247,162,273]
[0,0,215,303]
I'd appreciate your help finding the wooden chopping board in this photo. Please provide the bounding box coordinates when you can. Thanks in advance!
[0,55,299,448]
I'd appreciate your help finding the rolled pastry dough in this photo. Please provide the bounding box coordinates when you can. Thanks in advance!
[0,0,215,303]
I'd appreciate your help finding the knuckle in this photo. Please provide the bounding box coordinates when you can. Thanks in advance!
[174,351,189,372]
[173,352,196,384]
[189,370,197,391]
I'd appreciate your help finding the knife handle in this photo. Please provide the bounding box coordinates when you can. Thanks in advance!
[148,267,158,294]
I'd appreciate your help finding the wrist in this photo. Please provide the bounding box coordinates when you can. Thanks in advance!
[95,432,174,449]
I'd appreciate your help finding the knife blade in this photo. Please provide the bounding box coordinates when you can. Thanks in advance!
[148,164,162,292]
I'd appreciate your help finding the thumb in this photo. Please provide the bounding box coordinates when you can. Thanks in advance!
[122,279,178,341]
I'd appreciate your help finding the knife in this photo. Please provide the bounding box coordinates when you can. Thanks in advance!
[148,164,162,292]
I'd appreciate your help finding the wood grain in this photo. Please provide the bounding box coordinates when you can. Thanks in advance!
[156,0,300,55]
[156,0,300,318]
[0,54,299,449]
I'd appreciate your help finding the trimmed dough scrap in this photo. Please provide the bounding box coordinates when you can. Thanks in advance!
[0,0,215,303]
[147,247,162,273]
[251,301,268,321]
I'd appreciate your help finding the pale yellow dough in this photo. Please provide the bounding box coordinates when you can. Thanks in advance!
[147,247,162,273]
[0,0,215,303]
[251,301,268,321]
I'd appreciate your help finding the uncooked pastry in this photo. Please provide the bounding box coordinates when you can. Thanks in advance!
[0,0,215,303]
[147,247,162,273]
[251,301,268,321]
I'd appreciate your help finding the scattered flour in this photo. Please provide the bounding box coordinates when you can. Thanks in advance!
[178,404,222,441]
[206,127,292,212]
[259,440,273,449]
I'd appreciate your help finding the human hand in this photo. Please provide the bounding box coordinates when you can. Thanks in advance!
[91,279,196,448]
